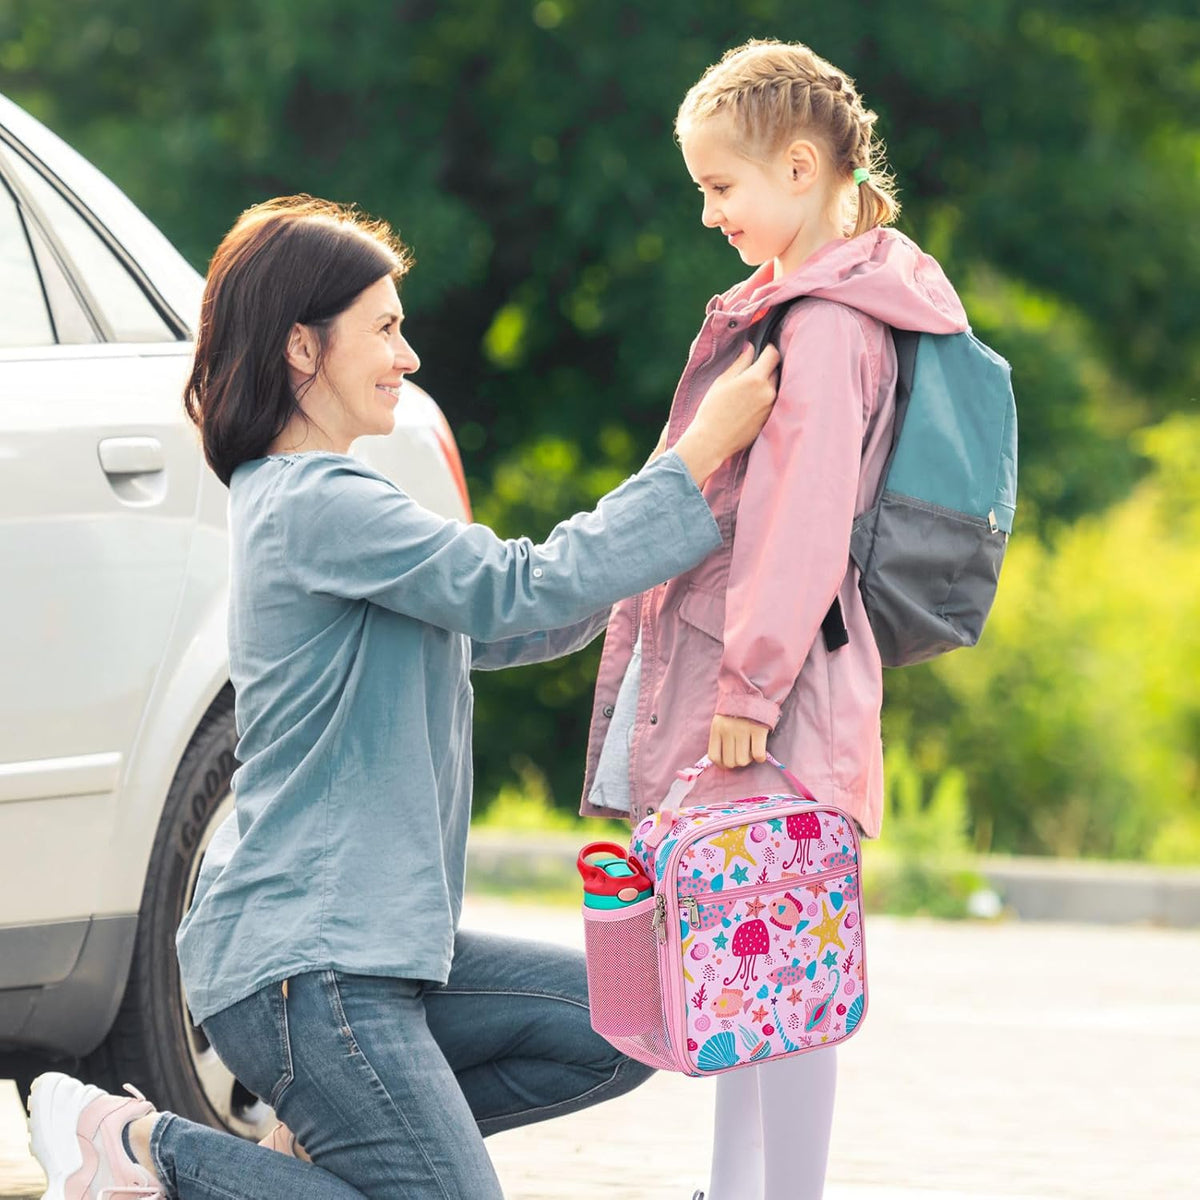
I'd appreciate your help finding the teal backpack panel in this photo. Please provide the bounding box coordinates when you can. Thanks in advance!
[886,332,1017,533]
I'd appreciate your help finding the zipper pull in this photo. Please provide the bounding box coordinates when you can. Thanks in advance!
[683,897,701,927]
[651,893,667,942]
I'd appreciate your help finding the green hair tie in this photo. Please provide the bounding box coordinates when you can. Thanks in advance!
[853,167,871,186]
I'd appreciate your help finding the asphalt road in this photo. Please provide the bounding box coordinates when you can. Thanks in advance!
[4,899,1198,1199]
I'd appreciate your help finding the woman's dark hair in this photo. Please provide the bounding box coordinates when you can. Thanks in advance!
[183,195,412,486]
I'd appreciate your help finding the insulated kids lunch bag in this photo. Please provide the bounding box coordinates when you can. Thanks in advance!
[580,756,868,1076]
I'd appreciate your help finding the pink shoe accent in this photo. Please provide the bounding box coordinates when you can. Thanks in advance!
[28,1073,163,1200]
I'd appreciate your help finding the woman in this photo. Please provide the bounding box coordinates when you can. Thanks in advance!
[28,194,779,1200]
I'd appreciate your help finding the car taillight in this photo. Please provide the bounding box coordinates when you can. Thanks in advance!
[430,407,472,522]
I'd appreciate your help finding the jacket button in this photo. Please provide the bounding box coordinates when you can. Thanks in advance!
[646,805,656,814]
[649,714,658,725]
[727,319,738,328]
[532,567,544,578]
[602,705,614,718]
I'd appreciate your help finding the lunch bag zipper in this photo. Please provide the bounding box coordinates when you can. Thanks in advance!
[676,864,857,927]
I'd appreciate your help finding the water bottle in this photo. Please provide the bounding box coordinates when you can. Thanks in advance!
[576,841,653,909]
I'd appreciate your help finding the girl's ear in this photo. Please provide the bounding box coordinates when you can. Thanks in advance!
[284,322,320,374]
[786,139,821,192]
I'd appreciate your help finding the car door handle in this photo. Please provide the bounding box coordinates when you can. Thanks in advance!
[98,436,165,476]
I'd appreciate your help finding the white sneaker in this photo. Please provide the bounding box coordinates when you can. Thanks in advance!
[27,1072,164,1199]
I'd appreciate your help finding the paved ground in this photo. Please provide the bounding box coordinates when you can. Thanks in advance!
[3,899,1198,1199]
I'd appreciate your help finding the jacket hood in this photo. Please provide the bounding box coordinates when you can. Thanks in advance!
[713,227,968,335]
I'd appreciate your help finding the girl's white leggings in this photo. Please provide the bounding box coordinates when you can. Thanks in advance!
[706,1047,837,1200]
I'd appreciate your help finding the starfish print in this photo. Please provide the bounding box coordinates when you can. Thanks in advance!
[786,939,797,951]
[768,819,784,833]
[822,950,838,969]
[804,878,829,898]
[787,988,803,1005]
[751,1005,768,1024]
[730,863,750,885]
[745,897,766,919]
[709,825,753,870]
[713,931,729,950]
[807,899,846,956]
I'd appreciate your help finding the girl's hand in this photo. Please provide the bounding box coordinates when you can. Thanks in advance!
[707,714,770,769]
[673,343,780,486]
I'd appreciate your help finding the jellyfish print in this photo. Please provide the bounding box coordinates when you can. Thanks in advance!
[783,812,822,870]
[723,918,770,987]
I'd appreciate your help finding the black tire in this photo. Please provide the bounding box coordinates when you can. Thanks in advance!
[0,1049,70,1107]
[81,687,259,1135]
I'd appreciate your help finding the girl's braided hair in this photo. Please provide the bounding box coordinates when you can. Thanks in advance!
[676,39,900,237]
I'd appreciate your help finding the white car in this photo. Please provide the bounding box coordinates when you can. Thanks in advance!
[0,92,472,1138]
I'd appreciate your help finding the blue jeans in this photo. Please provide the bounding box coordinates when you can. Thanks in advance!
[151,930,653,1198]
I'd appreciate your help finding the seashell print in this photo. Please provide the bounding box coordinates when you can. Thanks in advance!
[845,994,864,1035]
[696,1031,741,1071]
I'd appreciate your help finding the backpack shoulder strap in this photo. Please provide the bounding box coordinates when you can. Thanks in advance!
[748,299,796,359]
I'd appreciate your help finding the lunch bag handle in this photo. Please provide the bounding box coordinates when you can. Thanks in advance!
[659,753,818,815]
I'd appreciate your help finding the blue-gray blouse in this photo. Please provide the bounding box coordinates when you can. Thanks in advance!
[176,449,720,1024]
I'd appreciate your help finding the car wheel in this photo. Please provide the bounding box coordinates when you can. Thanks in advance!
[83,687,274,1140]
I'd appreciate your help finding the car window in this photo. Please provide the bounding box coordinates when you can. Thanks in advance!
[25,216,100,344]
[0,179,55,348]
[7,149,176,344]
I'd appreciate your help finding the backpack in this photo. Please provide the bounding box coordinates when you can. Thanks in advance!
[749,301,1018,667]
[580,755,868,1075]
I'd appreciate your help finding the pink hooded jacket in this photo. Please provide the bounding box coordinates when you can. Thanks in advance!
[579,228,969,835]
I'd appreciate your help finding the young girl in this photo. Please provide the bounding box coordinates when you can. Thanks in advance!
[581,39,971,1199]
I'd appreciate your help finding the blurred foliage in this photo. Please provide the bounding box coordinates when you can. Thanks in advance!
[885,414,1200,861]
[3,0,1196,856]
[864,745,991,919]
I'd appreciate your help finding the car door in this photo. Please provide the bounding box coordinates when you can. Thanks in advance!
[0,136,199,943]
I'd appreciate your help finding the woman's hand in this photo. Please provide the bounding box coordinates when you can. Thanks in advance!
[707,714,771,769]
[673,343,780,486]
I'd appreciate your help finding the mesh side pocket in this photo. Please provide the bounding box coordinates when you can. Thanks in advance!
[582,897,666,1045]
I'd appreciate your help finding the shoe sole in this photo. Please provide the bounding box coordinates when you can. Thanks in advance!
[27,1072,94,1200]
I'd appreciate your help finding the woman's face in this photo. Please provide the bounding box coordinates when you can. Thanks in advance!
[301,275,421,451]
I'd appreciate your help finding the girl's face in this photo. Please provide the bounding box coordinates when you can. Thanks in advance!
[680,118,836,277]
[295,275,421,451]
